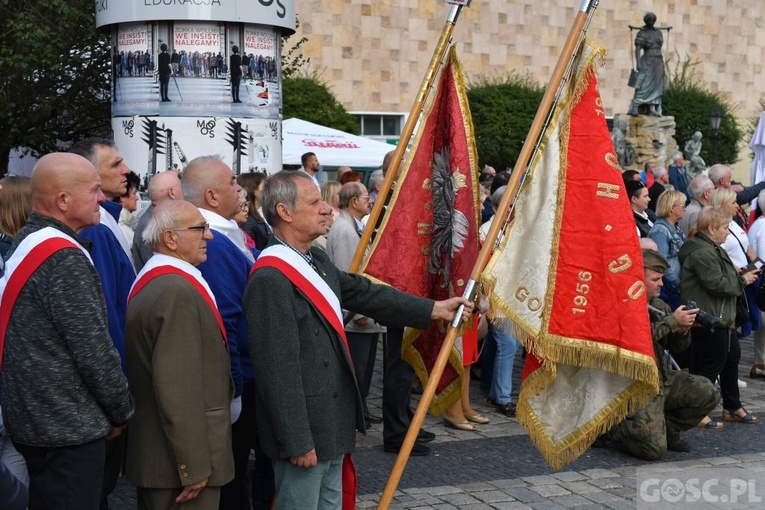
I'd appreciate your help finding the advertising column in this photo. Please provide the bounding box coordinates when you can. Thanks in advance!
[96,1,295,182]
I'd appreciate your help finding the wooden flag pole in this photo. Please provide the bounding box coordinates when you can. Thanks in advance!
[376,1,599,507]
[347,1,469,276]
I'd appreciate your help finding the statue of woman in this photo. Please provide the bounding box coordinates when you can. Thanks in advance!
[628,12,667,117]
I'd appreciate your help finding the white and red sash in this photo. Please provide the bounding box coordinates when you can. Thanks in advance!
[0,228,93,365]
[252,245,357,510]
[129,254,227,347]
[252,245,350,354]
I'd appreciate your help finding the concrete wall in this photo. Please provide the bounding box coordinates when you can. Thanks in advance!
[293,0,765,174]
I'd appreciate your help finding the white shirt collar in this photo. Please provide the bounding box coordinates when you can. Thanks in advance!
[198,208,254,262]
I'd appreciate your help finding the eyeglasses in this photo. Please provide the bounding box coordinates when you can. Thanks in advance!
[673,203,686,209]
[170,222,210,233]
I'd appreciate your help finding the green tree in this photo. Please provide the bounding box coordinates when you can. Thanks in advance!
[466,73,544,170]
[282,72,359,134]
[0,0,112,176]
[662,55,743,166]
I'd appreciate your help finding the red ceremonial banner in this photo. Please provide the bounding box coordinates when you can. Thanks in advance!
[361,46,481,415]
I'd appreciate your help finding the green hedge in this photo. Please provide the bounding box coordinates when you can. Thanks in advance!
[662,56,742,166]
[466,74,544,170]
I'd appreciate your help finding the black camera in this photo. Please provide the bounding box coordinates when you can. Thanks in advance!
[686,300,721,330]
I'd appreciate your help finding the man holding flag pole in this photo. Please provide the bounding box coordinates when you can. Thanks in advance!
[243,171,471,510]
[342,0,663,506]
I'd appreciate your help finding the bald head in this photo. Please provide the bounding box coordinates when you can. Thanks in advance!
[181,156,241,219]
[337,166,352,179]
[148,171,182,205]
[31,153,104,232]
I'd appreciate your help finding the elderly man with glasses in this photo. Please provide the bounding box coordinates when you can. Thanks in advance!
[124,199,235,509]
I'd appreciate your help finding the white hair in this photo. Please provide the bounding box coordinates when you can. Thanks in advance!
[707,164,732,185]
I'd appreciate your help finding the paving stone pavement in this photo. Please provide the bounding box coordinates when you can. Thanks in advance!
[110,334,765,509]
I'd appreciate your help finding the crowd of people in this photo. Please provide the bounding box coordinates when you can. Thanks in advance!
[1,141,764,509]
[625,157,765,435]
[0,145,469,510]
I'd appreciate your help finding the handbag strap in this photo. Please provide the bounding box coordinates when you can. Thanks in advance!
[729,227,752,265]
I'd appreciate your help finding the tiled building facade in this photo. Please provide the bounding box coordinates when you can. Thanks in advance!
[293,0,765,165]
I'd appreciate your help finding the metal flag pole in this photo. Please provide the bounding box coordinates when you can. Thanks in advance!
[375,1,600,508]
[347,0,471,276]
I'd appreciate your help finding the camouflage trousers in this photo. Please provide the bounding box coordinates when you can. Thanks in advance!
[607,369,719,461]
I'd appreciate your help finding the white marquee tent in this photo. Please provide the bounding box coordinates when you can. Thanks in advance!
[282,118,395,168]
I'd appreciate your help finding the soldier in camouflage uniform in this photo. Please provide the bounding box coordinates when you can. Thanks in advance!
[607,249,719,460]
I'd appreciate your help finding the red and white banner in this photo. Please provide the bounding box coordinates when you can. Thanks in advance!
[117,23,150,54]
[482,41,659,469]
[173,22,221,54]
[244,28,277,57]
[361,46,481,415]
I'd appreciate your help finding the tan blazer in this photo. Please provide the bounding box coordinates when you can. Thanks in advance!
[125,274,235,488]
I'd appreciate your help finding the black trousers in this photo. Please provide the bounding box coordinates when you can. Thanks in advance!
[382,327,415,444]
[100,434,124,509]
[219,383,257,510]
[159,74,170,100]
[15,437,105,510]
[690,327,741,411]
[231,77,241,101]
[347,331,379,401]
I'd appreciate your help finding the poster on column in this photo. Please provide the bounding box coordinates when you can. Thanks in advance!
[113,116,282,184]
[112,22,280,119]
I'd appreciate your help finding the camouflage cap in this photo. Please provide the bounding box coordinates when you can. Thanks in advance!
[642,248,669,274]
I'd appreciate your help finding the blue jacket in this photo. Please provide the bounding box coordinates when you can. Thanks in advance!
[668,164,689,199]
[648,217,686,293]
[196,232,256,397]
[79,200,135,373]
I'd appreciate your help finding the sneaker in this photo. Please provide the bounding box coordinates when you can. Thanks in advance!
[739,379,748,388]
[667,437,692,453]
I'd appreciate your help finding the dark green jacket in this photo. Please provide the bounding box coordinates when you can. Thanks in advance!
[678,232,746,328]
[649,297,690,388]
[244,241,434,461]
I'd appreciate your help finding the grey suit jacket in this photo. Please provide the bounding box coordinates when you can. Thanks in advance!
[125,274,235,488]
[244,240,434,461]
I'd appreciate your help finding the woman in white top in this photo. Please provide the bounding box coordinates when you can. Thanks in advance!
[747,190,765,379]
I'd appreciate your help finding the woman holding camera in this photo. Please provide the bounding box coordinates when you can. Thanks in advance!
[678,206,760,425]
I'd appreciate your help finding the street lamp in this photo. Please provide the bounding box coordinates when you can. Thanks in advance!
[710,109,723,164]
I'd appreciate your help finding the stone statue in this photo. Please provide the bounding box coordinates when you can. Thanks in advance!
[684,131,706,178]
[628,12,668,117]
[611,118,636,169]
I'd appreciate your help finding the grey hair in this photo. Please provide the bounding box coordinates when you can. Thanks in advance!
[142,204,178,251]
[368,169,384,190]
[707,164,731,185]
[262,171,313,226]
[338,182,363,209]
[653,166,668,179]
[491,185,506,209]
[181,155,225,205]
[672,152,684,163]
[688,175,714,200]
